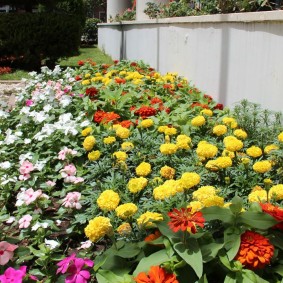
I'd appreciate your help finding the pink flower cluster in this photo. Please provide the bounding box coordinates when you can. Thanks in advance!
[58,147,78,161]
[57,254,94,283]
[60,164,84,184]
[16,188,48,207]
[0,241,18,265]
[18,214,32,229]
[19,160,34,181]
[62,192,82,210]
[0,266,37,283]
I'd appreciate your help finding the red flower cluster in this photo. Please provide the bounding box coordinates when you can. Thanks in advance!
[0,67,12,75]
[235,230,274,270]
[168,207,205,234]
[118,120,134,128]
[134,106,157,119]
[115,77,126,84]
[190,102,209,109]
[93,110,120,124]
[144,230,162,243]
[85,87,99,100]
[134,266,179,283]
[260,203,283,230]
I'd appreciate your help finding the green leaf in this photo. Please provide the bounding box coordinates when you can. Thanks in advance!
[229,196,243,214]
[242,269,269,283]
[238,211,278,229]
[224,273,237,283]
[202,206,234,223]
[96,270,134,283]
[173,240,203,278]
[269,230,283,250]
[273,264,283,276]
[115,242,141,258]
[200,242,224,263]
[197,274,209,283]
[133,249,171,276]
[224,227,241,261]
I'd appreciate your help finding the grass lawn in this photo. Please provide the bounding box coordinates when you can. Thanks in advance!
[0,46,113,80]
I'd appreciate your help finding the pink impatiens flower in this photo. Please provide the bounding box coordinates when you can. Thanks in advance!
[19,160,34,175]
[62,192,82,209]
[58,147,78,160]
[0,266,26,283]
[65,258,92,283]
[18,214,32,229]
[0,241,18,265]
[23,188,42,205]
[25,99,34,107]
[60,164,77,179]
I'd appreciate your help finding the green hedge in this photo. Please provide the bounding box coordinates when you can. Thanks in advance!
[81,18,101,45]
[0,13,83,70]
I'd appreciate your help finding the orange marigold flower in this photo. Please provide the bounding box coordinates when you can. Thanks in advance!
[168,207,205,234]
[119,120,134,128]
[235,230,274,270]
[135,106,157,118]
[134,265,179,283]
[93,110,120,124]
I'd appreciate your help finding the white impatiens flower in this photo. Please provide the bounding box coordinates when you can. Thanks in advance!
[30,111,49,123]
[43,105,52,112]
[32,222,49,231]
[24,139,32,144]
[80,120,91,127]
[59,96,72,107]
[0,161,11,169]
[44,239,60,250]
[4,129,18,145]
[6,216,15,224]
[0,110,9,118]
[19,152,33,163]
[1,175,17,185]
[34,160,46,171]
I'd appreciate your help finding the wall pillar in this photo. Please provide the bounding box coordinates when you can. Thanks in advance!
[136,0,169,20]
[107,0,132,22]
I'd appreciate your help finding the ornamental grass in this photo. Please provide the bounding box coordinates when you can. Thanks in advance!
[1,60,283,282]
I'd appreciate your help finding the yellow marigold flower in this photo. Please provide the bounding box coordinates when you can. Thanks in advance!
[201,109,213,116]
[136,162,151,177]
[160,143,178,155]
[246,146,263,158]
[215,156,233,169]
[193,186,217,202]
[153,180,183,200]
[140,119,154,128]
[103,136,116,144]
[278,132,283,142]
[202,196,224,207]
[222,117,238,128]
[117,223,132,236]
[251,185,264,192]
[165,135,170,143]
[158,126,168,133]
[213,125,227,136]
[128,177,148,193]
[223,136,243,152]
[121,142,134,151]
[88,150,101,161]
[205,160,219,171]
[113,151,128,162]
[83,135,96,151]
[181,172,201,189]
[164,127,177,136]
[97,190,120,211]
[116,127,130,139]
[176,134,191,144]
[82,79,90,85]
[264,178,273,185]
[187,201,203,213]
[248,190,267,203]
[241,157,250,165]
[137,212,163,229]
[253,160,272,173]
[222,149,235,158]
[176,140,190,150]
[84,216,113,242]
[112,124,121,130]
[264,144,279,154]
[115,203,138,219]
[268,184,283,200]
[234,129,248,139]
[191,115,206,127]
[160,165,176,179]
[81,127,92,137]
[196,141,218,159]
[84,73,91,78]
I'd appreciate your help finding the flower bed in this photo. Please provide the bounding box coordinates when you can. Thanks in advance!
[0,60,283,282]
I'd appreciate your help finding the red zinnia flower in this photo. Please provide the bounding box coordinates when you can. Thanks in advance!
[135,106,157,119]
[144,230,162,243]
[260,203,283,230]
[168,207,205,234]
[190,102,209,109]
[77,60,85,66]
[115,77,126,84]
[130,62,138,67]
[163,84,172,89]
[75,75,81,81]
[150,97,163,106]
[113,60,119,64]
[214,103,224,110]
[93,110,120,124]
[85,87,99,99]
[119,120,134,128]
[235,230,274,270]
[134,266,179,283]
[203,94,213,102]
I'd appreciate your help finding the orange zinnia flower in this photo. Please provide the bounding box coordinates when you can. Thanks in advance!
[235,230,274,270]
[168,207,205,234]
[134,266,179,283]
[260,203,283,230]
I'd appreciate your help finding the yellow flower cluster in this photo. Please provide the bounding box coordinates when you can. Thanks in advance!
[88,150,101,161]
[115,203,138,219]
[187,201,203,213]
[233,129,247,139]
[206,156,232,171]
[158,126,168,133]
[223,136,243,152]
[246,146,262,158]
[193,186,224,207]
[264,144,279,154]
[84,216,113,242]
[136,162,151,177]
[121,142,134,151]
[248,190,267,203]
[97,190,120,211]
[116,127,130,139]
[160,165,176,179]
[278,132,283,142]
[252,160,272,173]
[128,177,148,193]
[117,223,132,236]
[222,117,238,128]
[191,115,206,127]
[81,127,92,137]
[180,172,201,189]
[137,211,163,228]
[201,109,213,116]
[176,134,191,150]
[113,151,128,162]
[160,143,178,155]
[196,141,218,159]
[213,125,227,136]
[83,135,96,151]
[104,136,116,145]
[140,119,154,128]
[222,149,235,158]
[269,184,283,200]
[164,127,177,136]
[153,179,184,200]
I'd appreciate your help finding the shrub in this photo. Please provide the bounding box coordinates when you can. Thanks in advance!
[81,18,101,46]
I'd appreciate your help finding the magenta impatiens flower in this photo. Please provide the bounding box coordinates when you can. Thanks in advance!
[57,253,77,274]
[0,241,18,265]
[0,266,26,283]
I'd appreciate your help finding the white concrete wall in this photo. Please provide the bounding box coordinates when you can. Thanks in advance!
[98,11,283,112]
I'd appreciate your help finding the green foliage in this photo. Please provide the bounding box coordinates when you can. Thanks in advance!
[81,18,102,45]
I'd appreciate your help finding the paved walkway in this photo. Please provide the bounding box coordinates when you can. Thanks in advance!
[0,80,25,109]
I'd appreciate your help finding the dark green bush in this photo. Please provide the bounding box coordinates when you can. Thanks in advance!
[81,18,101,45]
[0,13,82,70]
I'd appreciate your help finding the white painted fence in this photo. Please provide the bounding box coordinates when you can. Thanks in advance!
[98,11,283,112]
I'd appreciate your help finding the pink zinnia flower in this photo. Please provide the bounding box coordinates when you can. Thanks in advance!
[18,214,32,229]
[0,242,18,265]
